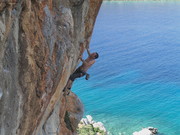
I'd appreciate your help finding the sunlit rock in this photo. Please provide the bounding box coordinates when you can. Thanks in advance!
[133,127,158,135]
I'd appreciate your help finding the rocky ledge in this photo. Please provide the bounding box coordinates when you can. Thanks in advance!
[133,127,158,135]
[78,115,107,135]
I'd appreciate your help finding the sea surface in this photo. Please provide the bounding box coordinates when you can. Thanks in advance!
[73,1,180,135]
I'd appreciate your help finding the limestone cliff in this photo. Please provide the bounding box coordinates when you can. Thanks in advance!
[0,0,102,135]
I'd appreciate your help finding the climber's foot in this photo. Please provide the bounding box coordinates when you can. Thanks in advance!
[85,74,90,80]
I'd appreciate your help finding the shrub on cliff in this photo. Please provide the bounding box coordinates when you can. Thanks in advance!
[77,124,106,135]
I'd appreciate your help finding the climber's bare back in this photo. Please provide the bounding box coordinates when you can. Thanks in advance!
[79,52,98,72]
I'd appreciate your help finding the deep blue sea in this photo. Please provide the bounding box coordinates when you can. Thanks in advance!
[73,1,180,135]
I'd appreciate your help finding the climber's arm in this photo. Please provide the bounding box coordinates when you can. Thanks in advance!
[79,56,87,64]
[86,48,91,56]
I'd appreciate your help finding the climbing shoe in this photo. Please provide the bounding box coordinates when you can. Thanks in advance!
[85,74,90,80]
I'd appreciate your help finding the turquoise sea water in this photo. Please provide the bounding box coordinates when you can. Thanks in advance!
[73,2,180,135]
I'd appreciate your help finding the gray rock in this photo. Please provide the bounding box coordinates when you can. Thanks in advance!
[86,115,93,124]
[93,122,106,132]
[148,127,158,134]
[133,127,158,135]
[81,118,89,125]
[0,87,2,100]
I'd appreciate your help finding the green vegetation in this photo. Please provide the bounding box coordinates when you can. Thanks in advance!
[77,125,106,135]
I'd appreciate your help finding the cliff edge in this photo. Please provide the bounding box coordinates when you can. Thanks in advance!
[0,0,102,135]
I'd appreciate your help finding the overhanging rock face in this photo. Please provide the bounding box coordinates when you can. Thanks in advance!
[0,0,102,134]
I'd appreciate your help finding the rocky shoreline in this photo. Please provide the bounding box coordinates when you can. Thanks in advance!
[78,115,158,135]
[133,127,158,135]
[78,115,107,135]
[78,115,159,135]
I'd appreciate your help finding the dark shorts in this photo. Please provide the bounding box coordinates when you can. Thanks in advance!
[69,67,86,81]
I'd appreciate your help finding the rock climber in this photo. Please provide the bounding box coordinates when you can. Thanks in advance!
[64,46,99,95]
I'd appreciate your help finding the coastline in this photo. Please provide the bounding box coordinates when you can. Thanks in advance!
[77,115,159,135]
[78,115,107,135]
